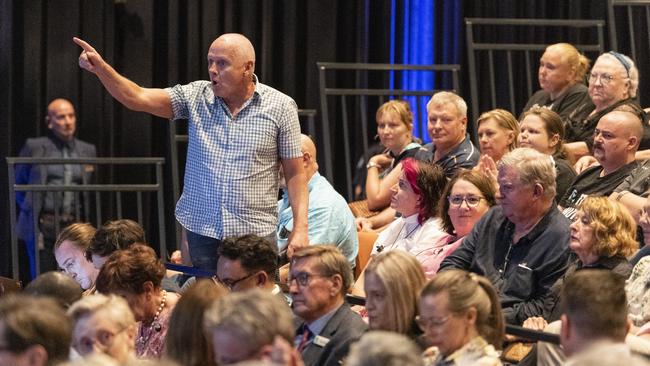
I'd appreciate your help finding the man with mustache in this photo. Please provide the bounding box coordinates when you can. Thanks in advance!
[559,110,642,221]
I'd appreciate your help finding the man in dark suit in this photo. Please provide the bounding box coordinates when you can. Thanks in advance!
[15,98,96,280]
[290,245,367,366]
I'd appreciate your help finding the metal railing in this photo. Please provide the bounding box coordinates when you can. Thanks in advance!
[317,62,461,200]
[465,18,605,129]
[7,157,166,279]
[608,0,650,107]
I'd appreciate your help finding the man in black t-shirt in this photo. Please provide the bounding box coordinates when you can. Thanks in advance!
[560,110,643,220]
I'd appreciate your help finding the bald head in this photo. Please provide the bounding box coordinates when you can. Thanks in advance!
[301,134,319,178]
[46,98,76,142]
[593,110,642,173]
[211,33,256,67]
[606,110,643,142]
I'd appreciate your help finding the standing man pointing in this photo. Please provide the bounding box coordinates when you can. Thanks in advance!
[73,34,308,269]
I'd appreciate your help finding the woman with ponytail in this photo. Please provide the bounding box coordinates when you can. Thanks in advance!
[418,269,504,366]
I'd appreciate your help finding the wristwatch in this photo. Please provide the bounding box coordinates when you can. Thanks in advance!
[366,162,381,169]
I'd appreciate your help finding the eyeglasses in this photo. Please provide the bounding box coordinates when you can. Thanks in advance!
[448,195,485,207]
[213,272,257,291]
[589,72,624,86]
[73,325,129,355]
[415,315,451,331]
[288,271,331,287]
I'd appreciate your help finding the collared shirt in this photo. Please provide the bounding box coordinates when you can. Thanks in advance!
[414,134,480,178]
[371,214,451,264]
[439,205,571,325]
[295,303,341,348]
[277,172,358,265]
[167,77,301,239]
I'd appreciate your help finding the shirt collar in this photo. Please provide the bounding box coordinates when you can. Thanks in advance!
[305,303,342,336]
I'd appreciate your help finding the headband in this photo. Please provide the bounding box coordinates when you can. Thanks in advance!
[608,51,631,78]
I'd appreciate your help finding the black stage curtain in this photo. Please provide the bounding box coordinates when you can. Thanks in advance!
[1,0,639,276]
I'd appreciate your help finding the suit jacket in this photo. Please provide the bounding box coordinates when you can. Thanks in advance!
[299,303,367,366]
[15,135,96,241]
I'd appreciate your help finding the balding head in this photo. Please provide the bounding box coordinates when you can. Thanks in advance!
[211,33,256,68]
[301,135,319,178]
[46,98,76,142]
[207,34,256,104]
[593,110,642,173]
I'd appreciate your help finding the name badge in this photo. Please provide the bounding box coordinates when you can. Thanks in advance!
[313,335,330,347]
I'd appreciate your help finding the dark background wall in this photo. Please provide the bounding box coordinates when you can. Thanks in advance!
[0,0,627,276]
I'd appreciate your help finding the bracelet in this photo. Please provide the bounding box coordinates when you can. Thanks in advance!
[366,162,381,170]
[616,191,629,202]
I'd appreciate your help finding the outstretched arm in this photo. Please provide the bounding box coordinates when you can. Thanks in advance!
[74,37,173,119]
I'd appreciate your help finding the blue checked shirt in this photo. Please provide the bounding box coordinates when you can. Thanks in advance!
[167,77,302,239]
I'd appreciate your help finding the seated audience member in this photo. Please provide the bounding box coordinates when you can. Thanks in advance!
[558,270,630,362]
[87,219,145,269]
[369,159,449,262]
[560,110,642,221]
[204,288,295,365]
[522,43,591,121]
[359,91,479,231]
[67,294,138,364]
[415,91,480,177]
[519,107,576,199]
[364,100,421,210]
[564,51,648,159]
[364,251,426,343]
[0,294,72,366]
[24,271,83,308]
[345,331,424,366]
[353,159,449,293]
[54,222,99,294]
[290,246,367,366]
[440,148,570,325]
[632,196,650,264]
[165,279,227,366]
[626,256,650,334]
[278,135,358,265]
[216,235,287,302]
[425,170,497,276]
[96,243,180,359]
[418,269,504,366]
[524,196,635,328]
[473,109,518,181]
[609,158,650,223]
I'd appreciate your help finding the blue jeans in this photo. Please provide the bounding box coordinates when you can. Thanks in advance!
[186,230,222,270]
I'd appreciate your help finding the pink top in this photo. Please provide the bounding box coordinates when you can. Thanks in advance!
[419,236,465,279]
[136,292,179,359]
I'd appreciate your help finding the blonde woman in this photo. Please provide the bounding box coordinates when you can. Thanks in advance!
[364,251,426,344]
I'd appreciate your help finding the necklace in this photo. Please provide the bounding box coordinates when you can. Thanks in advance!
[137,290,167,348]
[376,219,421,253]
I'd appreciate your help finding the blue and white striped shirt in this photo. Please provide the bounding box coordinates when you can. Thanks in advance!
[167,78,301,239]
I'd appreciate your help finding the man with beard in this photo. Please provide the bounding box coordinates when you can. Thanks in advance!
[560,110,642,221]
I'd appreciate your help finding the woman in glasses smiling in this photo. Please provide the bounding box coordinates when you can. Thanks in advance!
[419,269,504,366]
[420,170,496,276]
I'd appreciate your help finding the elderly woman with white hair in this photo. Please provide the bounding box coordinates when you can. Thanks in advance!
[67,294,138,364]
[564,51,648,160]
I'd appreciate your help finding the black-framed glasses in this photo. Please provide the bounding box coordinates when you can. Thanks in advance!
[213,272,257,291]
[448,195,485,207]
[415,315,451,331]
[288,271,331,287]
